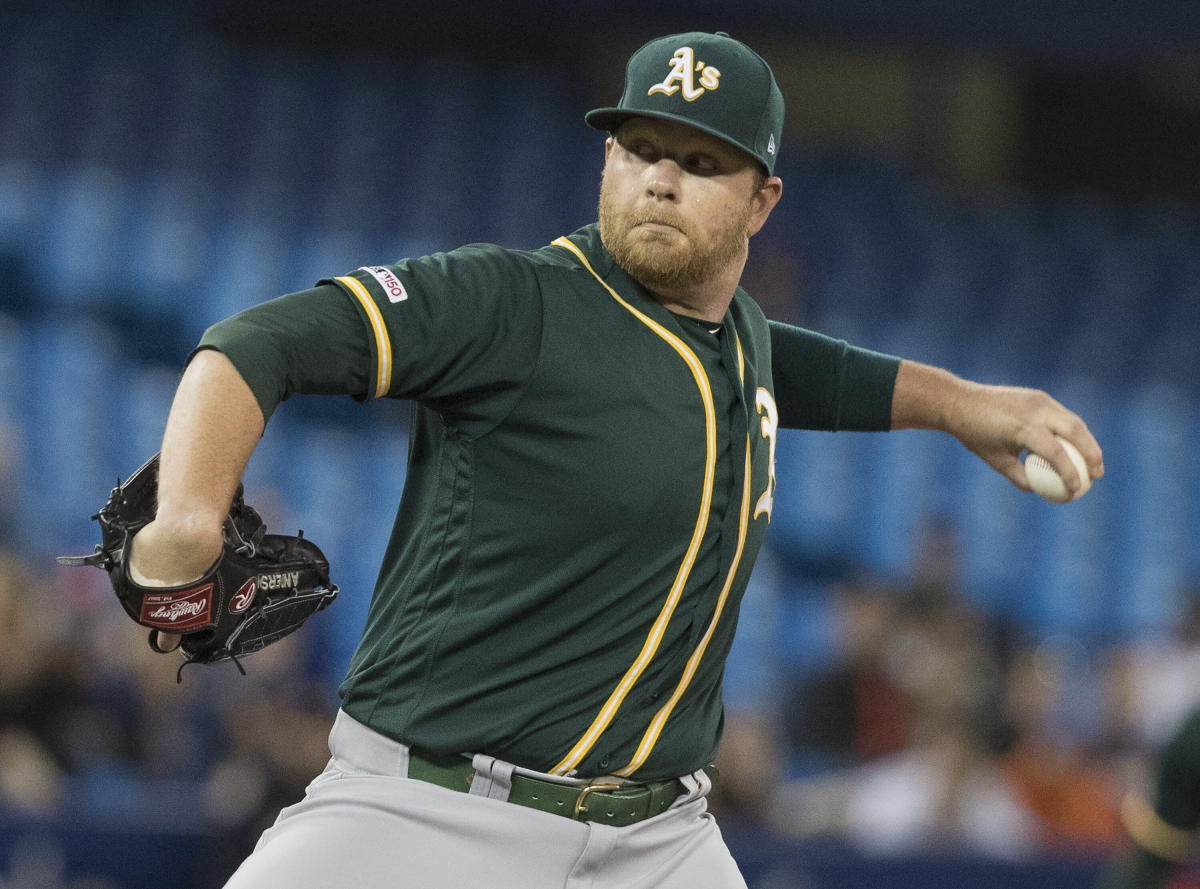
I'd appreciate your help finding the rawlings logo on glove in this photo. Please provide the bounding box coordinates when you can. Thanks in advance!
[57,453,339,678]
[230,579,257,613]
[141,586,214,628]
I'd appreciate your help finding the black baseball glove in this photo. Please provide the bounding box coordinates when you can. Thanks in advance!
[57,453,339,677]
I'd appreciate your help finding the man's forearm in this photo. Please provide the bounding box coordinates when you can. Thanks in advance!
[130,348,264,583]
[889,360,976,432]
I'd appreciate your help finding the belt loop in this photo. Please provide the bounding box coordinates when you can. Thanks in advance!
[395,739,412,778]
[671,767,712,809]
[468,754,515,801]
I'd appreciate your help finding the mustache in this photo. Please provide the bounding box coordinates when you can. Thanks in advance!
[627,212,688,233]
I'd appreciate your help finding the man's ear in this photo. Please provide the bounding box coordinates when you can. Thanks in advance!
[748,177,783,237]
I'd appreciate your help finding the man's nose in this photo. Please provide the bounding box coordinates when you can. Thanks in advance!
[645,159,681,201]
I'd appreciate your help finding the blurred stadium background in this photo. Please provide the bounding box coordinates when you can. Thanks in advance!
[2,1,1199,887]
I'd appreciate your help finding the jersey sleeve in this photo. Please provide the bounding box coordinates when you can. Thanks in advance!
[319,244,543,414]
[769,320,900,431]
[197,283,373,424]
[195,243,543,428]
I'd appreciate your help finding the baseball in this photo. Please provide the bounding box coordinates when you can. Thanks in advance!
[1024,436,1091,503]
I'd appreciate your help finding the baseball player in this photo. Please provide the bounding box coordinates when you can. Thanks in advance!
[129,31,1104,889]
[1097,705,1200,889]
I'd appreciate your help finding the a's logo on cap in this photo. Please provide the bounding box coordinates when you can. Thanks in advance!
[647,47,721,102]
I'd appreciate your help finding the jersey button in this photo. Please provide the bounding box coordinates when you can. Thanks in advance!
[599,756,611,769]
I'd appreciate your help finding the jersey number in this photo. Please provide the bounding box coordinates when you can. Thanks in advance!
[754,388,778,521]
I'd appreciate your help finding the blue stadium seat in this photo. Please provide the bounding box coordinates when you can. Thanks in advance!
[0,161,53,270]
[1110,384,1197,635]
[1144,285,1200,393]
[770,427,867,570]
[0,312,26,400]
[1018,378,1120,636]
[0,315,33,495]
[26,317,128,554]
[284,225,372,293]
[860,429,967,578]
[952,446,1035,617]
[723,547,790,714]
[267,420,407,675]
[187,218,294,332]
[111,362,179,469]
[771,574,841,678]
[39,165,138,309]
[122,171,219,316]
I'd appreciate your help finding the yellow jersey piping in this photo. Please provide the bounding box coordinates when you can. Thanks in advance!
[547,236,716,776]
[614,437,753,776]
[1122,793,1197,862]
[336,275,392,399]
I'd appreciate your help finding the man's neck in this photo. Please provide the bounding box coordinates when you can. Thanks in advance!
[644,263,744,325]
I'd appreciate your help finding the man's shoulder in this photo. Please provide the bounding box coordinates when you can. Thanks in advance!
[521,224,607,272]
[421,224,603,274]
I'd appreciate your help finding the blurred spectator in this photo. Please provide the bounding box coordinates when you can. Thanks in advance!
[885,579,1007,748]
[784,577,910,767]
[0,549,70,815]
[0,541,336,859]
[710,711,787,826]
[1000,640,1125,856]
[1113,584,1200,750]
[839,693,1039,860]
[769,571,1037,860]
[202,638,339,874]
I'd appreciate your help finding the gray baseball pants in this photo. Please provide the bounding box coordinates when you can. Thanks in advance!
[221,709,748,889]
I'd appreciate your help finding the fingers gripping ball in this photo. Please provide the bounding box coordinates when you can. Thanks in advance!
[1024,436,1092,504]
[57,453,339,678]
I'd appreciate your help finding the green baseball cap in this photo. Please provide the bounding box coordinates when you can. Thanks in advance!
[586,31,785,175]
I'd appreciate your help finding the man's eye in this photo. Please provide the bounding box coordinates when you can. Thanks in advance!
[632,143,659,161]
[686,156,719,175]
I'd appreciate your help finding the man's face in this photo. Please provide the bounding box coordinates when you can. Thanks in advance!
[598,116,776,293]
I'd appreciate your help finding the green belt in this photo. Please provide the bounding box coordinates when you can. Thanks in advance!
[406,748,691,826]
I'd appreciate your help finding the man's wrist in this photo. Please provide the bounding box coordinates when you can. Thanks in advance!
[890,360,974,433]
[129,519,223,586]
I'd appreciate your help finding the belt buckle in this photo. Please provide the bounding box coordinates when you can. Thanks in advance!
[572,780,622,820]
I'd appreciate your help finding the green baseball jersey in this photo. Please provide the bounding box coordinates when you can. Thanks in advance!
[199,223,899,779]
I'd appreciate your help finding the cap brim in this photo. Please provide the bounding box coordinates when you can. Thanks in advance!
[584,107,766,171]
[584,108,636,132]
